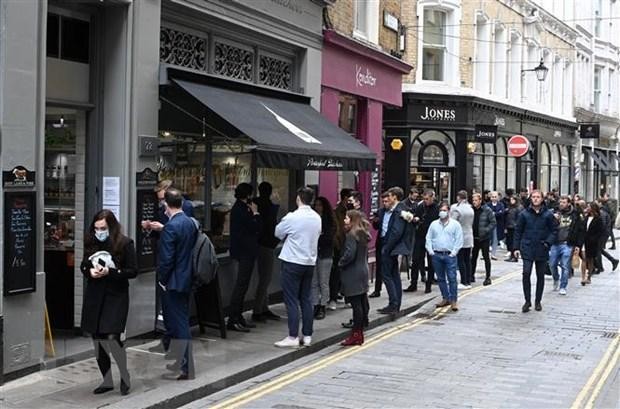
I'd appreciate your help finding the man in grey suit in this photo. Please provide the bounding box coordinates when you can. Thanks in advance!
[450,190,474,289]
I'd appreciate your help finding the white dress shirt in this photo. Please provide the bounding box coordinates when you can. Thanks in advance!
[275,205,322,266]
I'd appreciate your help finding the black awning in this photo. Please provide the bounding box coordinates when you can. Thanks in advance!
[173,79,376,171]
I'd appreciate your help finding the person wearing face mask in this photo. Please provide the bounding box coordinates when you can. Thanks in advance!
[80,209,137,395]
[426,202,463,311]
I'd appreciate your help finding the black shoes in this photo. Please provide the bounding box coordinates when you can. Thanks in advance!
[403,284,417,292]
[377,306,399,314]
[227,321,250,332]
[535,302,542,311]
[148,342,168,353]
[341,318,369,328]
[239,317,256,328]
[314,305,326,320]
[93,385,113,395]
[262,310,282,321]
[368,291,381,298]
[522,301,531,313]
[162,371,194,380]
[424,288,432,294]
[612,259,619,271]
[483,277,492,286]
[251,313,267,323]
[120,379,130,396]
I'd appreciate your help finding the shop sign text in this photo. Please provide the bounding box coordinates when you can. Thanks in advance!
[307,158,344,169]
[419,106,456,121]
[356,65,377,88]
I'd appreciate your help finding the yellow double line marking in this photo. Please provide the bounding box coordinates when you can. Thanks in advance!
[571,335,620,409]
[211,270,521,409]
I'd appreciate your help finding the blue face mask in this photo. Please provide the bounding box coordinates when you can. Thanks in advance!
[439,210,449,219]
[95,229,109,242]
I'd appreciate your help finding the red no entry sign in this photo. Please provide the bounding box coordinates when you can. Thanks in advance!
[507,135,530,157]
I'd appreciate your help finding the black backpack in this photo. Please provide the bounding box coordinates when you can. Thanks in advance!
[191,220,219,289]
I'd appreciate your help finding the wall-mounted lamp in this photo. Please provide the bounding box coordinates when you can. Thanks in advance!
[399,25,406,52]
[467,142,476,153]
[521,58,549,82]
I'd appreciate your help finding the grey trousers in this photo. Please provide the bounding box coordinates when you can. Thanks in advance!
[254,246,275,315]
[312,257,333,306]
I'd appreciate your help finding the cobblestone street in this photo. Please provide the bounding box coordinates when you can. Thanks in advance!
[190,255,620,409]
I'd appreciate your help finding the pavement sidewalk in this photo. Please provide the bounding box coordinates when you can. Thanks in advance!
[0,248,588,409]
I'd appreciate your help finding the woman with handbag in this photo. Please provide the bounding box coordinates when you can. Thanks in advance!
[81,209,137,395]
[583,202,604,285]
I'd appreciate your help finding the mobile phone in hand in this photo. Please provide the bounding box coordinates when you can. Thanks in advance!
[98,259,106,268]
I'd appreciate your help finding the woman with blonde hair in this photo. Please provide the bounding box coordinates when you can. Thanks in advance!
[338,210,372,346]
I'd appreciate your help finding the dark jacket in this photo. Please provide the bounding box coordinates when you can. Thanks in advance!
[318,213,336,259]
[254,196,279,249]
[553,206,585,248]
[584,216,605,257]
[157,212,197,292]
[381,202,412,256]
[514,206,558,261]
[334,202,348,251]
[505,205,522,230]
[80,236,137,334]
[600,206,612,238]
[338,232,369,297]
[473,205,496,241]
[230,199,261,260]
[487,201,505,240]
[413,201,439,239]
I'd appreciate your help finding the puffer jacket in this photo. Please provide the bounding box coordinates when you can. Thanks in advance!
[514,205,558,261]
[473,205,496,241]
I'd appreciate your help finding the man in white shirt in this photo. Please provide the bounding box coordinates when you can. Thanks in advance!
[273,187,322,348]
[426,201,463,312]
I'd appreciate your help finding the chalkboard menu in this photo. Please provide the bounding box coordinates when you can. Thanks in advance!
[136,189,158,272]
[370,166,380,216]
[4,192,36,295]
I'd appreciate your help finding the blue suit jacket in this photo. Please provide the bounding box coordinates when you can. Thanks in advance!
[381,202,412,256]
[157,211,197,292]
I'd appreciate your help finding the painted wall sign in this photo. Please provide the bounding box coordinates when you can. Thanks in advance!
[4,191,36,295]
[508,135,530,157]
[136,167,159,188]
[370,166,380,216]
[3,166,35,188]
[474,124,498,143]
[306,157,344,169]
[356,65,377,88]
[494,116,506,127]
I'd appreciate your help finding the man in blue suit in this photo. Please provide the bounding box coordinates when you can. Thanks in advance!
[157,188,197,380]
[377,187,412,314]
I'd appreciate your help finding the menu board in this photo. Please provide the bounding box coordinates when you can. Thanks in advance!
[136,189,158,272]
[370,166,380,216]
[4,192,36,295]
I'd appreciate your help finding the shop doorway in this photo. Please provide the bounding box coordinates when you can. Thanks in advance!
[44,108,88,356]
[410,167,454,202]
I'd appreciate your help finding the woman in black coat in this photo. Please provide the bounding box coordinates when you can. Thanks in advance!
[81,209,137,395]
[338,210,371,346]
[583,202,604,285]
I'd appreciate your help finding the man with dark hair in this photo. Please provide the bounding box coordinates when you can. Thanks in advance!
[227,183,262,332]
[348,190,363,211]
[451,190,474,288]
[274,187,322,348]
[406,189,439,293]
[329,188,353,310]
[370,193,391,298]
[600,191,617,250]
[596,198,619,272]
[514,190,558,312]
[158,188,197,380]
[471,193,496,286]
[252,182,281,322]
[549,195,584,295]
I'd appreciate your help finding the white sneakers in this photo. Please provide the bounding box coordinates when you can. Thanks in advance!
[274,335,312,348]
[327,301,337,311]
[559,288,567,295]
[458,284,472,290]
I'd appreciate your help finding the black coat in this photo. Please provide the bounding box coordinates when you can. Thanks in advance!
[514,206,558,261]
[584,216,605,258]
[230,199,261,260]
[338,233,369,297]
[80,236,137,335]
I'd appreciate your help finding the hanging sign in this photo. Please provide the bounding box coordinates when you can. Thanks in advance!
[473,125,498,143]
[579,123,600,139]
[3,166,36,188]
[507,135,530,157]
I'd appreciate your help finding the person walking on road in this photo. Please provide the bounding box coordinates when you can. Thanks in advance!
[274,187,322,348]
[81,209,137,395]
[450,190,474,289]
[514,190,558,313]
[583,202,605,285]
[157,188,198,380]
[504,196,523,262]
[549,196,585,296]
[312,196,337,320]
[471,193,496,286]
[427,202,463,311]
[339,210,372,346]
[596,200,619,272]
[487,191,505,260]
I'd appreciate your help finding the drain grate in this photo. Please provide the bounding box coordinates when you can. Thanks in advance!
[488,309,517,314]
[602,331,619,339]
[540,350,583,360]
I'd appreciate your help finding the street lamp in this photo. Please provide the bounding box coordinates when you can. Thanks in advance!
[522,58,549,82]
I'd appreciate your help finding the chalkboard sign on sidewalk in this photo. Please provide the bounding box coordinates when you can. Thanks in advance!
[136,189,158,272]
[4,192,36,295]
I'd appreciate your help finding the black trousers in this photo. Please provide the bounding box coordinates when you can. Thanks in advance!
[522,259,547,303]
[457,247,472,285]
[411,239,433,290]
[349,293,369,330]
[330,248,342,302]
[229,258,256,321]
[471,239,491,280]
[596,236,617,270]
[505,228,515,253]
[93,333,129,386]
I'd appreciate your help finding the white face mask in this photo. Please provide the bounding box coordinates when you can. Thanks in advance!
[439,210,449,220]
[95,229,109,242]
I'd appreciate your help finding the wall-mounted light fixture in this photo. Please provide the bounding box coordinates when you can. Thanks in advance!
[522,58,549,82]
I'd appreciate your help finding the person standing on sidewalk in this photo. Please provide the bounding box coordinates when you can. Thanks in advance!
[583,202,605,285]
[377,187,411,314]
[549,196,585,296]
[514,190,558,313]
[450,190,474,289]
[426,202,463,311]
[312,196,337,320]
[487,191,505,260]
[227,183,262,332]
[274,187,322,348]
[471,193,496,286]
[157,188,197,380]
[339,210,372,346]
[596,200,619,272]
[81,210,137,395]
[252,182,282,323]
[600,191,616,250]
[504,196,523,262]
[329,188,352,310]
[406,189,439,293]
[369,194,391,298]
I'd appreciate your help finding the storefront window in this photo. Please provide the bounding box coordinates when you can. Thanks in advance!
[560,145,571,195]
[495,138,507,193]
[507,156,516,191]
[550,145,560,192]
[338,94,358,135]
[472,153,482,192]
[540,143,550,193]
[483,143,495,190]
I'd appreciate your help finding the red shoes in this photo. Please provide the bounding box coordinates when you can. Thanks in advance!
[341,329,364,346]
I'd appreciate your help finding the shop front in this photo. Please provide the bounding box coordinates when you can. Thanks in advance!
[383,93,578,202]
[319,30,412,214]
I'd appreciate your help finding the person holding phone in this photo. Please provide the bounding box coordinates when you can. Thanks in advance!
[80,209,137,395]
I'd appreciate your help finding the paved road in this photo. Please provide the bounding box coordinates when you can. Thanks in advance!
[186,255,620,409]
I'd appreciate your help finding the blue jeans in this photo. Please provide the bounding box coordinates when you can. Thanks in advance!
[491,229,498,256]
[281,261,314,337]
[549,243,572,289]
[432,253,458,302]
[164,290,193,376]
[381,254,402,309]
